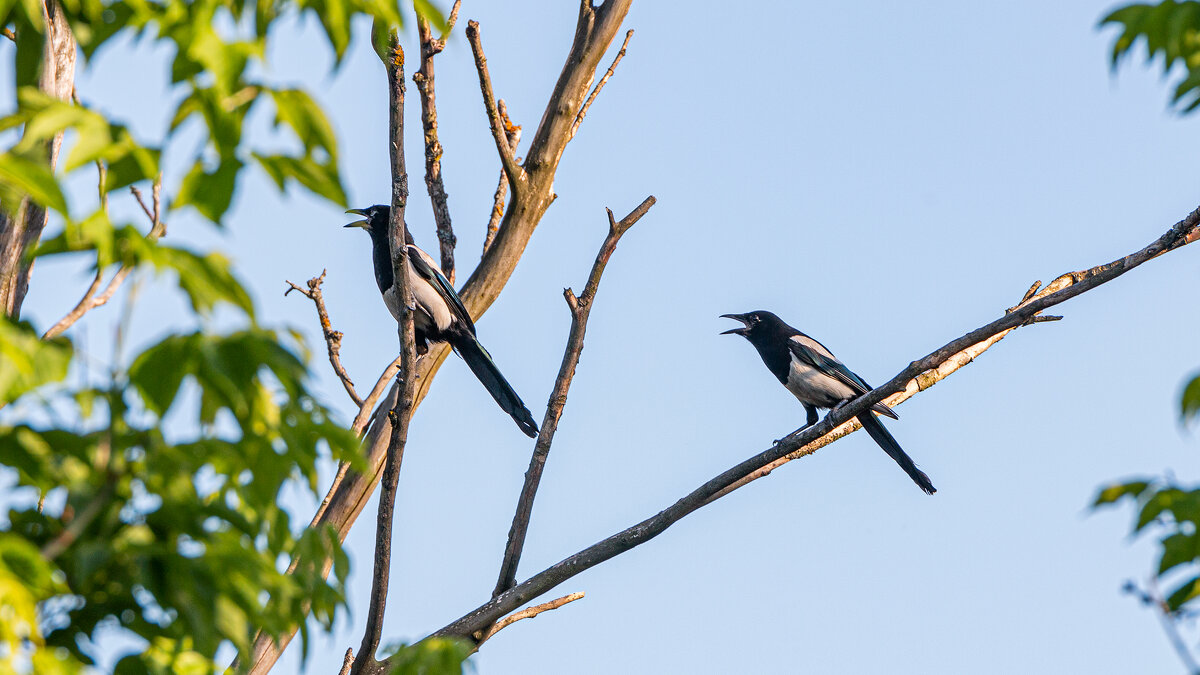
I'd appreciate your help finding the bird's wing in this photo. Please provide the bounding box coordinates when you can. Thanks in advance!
[407,244,476,334]
[787,334,871,396]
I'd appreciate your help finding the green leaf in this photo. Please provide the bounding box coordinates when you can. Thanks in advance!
[1182,372,1200,422]
[176,156,244,224]
[383,638,473,675]
[0,317,72,404]
[1092,480,1153,507]
[1159,531,1200,574]
[413,0,449,34]
[0,151,69,215]
[1167,575,1200,611]
[151,246,255,318]
[267,88,338,159]
[128,333,198,416]
[253,153,347,206]
[1102,0,1200,113]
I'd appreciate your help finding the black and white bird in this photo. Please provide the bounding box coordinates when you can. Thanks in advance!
[346,205,539,438]
[721,310,935,494]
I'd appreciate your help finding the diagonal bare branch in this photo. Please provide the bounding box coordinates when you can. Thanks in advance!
[421,204,1200,644]
[466,20,524,190]
[569,29,633,141]
[471,592,584,651]
[285,270,363,408]
[43,178,165,340]
[493,196,656,599]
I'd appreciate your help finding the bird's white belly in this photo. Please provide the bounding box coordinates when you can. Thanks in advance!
[381,269,454,334]
[785,358,856,407]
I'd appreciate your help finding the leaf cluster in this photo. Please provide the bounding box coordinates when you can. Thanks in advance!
[1103,1,1200,111]
[1,319,363,671]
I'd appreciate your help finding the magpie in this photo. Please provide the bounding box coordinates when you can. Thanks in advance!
[721,311,935,494]
[346,205,539,438]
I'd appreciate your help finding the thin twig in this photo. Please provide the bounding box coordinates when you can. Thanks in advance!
[1,27,15,42]
[466,20,525,189]
[415,6,459,282]
[420,204,1200,644]
[471,592,584,650]
[1124,578,1200,674]
[284,270,362,407]
[493,196,655,599]
[338,648,355,675]
[351,35,417,675]
[42,177,165,340]
[483,101,521,257]
[569,29,633,141]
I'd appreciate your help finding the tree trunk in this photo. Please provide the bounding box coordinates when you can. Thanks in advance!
[0,1,76,318]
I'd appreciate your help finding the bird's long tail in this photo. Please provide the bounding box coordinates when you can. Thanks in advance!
[452,334,539,438]
[856,412,936,494]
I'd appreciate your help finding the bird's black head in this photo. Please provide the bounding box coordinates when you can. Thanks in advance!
[345,205,390,237]
[720,310,788,339]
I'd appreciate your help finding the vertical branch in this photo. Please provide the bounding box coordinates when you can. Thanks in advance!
[492,196,656,598]
[414,1,461,282]
[0,0,77,317]
[352,34,417,675]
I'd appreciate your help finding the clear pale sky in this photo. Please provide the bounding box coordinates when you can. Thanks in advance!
[7,1,1200,673]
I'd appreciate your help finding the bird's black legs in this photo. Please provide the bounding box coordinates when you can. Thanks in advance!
[774,404,822,446]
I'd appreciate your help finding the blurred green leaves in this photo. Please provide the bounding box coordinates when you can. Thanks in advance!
[2,328,363,670]
[0,318,71,404]
[1181,372,1200,422]
[383,639,474,675]
[1093,479,1200,611]
[0,1,449,672]
[1103,1,1200,111]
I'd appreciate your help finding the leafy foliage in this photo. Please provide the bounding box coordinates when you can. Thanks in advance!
[1093,478,1200,610]
[2,327,363,670]
[382,639,474,675]
[0,0,447,672]
[1102,1,1200,111]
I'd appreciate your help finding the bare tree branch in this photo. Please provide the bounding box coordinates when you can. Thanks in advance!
[420,204,1200,644]
[482,100,521,257]
[466,20,525,190]
[569,29,633,141]
[472,592,584,651]
[0,1,76,318]
[351,35,419,675]
[338,648,355,675]
[42,179,165,340]
[241,4,636,670]
[284,270,363,408]
[353,357,403,435]
[414,3,460,282]
[493,196,656,599]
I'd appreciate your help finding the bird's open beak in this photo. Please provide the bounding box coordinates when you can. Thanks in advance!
[344,208,369,229]
[720,313,749,335]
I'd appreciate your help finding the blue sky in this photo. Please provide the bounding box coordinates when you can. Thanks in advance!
[8,0,1200,673]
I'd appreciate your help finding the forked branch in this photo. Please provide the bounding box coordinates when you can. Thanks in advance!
[422,204,1200,644]
[466,20,525,189]
[284,270,362,408]
[493,196,657,599]
[42,179,165,340]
